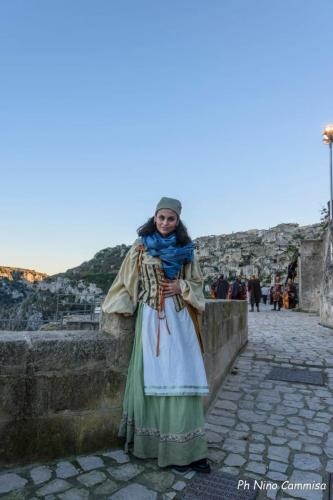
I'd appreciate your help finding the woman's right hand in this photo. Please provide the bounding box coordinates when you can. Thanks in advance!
[161,279,181,297]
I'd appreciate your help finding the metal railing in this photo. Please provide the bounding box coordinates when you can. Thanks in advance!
[0,294,105,331]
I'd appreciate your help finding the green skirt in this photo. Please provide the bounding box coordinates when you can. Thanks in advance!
[118,303,208,467]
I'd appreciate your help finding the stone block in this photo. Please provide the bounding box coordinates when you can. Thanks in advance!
[30,465,52,484]
[0,418,40,463]
[77,470,106,486]
[93,479,118,495]
[35,479,71,496]
[0,376,26,418]
[267,446,290,463]
[32,370,125,414]
[103,450,130,463]
[0,473,28,494]
[29,330,119,372]
[59,488,90,500]
[293,453,321,471]
[140,471,175,492]
[76,455,104,471]
[75,410,123,454]
[224,453,246,466]
[108,463,144,481]
[287,470,325,499]
[56,461,79,479]
[99,314,136,373]
[110,483,157,500]
[0,334,29,376]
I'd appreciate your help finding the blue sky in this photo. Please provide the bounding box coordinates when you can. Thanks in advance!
[1,0,332,274]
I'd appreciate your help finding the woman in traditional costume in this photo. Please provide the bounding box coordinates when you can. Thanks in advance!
[102,197,210,473]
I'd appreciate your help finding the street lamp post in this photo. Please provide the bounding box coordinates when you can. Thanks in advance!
[322,124,333,220]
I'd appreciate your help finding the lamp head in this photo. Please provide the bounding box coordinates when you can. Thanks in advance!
[323,124,333,144]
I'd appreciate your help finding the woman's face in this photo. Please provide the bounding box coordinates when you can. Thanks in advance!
[154,209,178,237]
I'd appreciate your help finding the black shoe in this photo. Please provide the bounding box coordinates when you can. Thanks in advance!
[190,459,211,473]
[172,464,190,473]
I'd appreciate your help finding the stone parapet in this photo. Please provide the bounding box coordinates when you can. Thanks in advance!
[202,300,248,409]
[0,300,247,465]
[320,222,333,329]
[298,239,323,313]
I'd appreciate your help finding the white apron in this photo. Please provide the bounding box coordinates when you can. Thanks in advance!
[141,297,209,396]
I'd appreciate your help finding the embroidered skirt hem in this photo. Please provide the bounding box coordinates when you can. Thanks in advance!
[118,303,208,467]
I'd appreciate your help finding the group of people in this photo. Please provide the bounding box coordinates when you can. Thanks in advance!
[211,274,246,300]
[211,274,298,312]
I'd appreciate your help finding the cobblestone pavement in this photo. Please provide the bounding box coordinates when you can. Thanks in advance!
[1,309,333,499]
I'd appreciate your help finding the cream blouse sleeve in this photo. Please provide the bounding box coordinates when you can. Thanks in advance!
[179,253,205,313]
[101,241,140,315]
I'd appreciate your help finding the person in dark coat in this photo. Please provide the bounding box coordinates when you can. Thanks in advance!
[247,274,261,312]
[230,276,246,300]
[272,276,283,311]
[214,274,229,299]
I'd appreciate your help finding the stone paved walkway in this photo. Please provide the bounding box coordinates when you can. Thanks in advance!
[1,309,333,499]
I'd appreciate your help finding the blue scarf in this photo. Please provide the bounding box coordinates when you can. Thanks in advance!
[142,232,194,279]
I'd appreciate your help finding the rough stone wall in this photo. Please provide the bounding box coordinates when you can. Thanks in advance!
[320,223,333,328]
[0,301,247,465]
[298,240,323,313]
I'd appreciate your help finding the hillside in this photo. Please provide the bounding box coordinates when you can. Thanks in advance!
[0,223,323,330]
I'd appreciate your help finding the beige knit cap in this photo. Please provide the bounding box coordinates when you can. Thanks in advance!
[155,197,182,217]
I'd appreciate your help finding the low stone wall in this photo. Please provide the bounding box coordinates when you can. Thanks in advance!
[0,300,247,465]
[320,223,333,329]
[202,300,248,409]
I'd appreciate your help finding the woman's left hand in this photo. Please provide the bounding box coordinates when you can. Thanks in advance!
[161,279,181,297]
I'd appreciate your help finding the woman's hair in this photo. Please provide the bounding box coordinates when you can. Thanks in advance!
[137,216,192,246]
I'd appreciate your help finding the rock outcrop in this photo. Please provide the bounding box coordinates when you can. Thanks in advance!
[196,223,323,284]
[0,266,47,282]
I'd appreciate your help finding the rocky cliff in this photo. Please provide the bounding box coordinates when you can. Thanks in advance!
[196,223,323,284]
[0,274,105,331]
[0,266,47,282]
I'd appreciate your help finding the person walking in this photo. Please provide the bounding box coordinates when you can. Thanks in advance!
[285,279,297,309]
[213,274,229,299]
[102,197,210,473]
[247,275,261,312]
[269,285,274,305]
[272,276,283,311]
[230,276,246,300]
[261,284,269,305]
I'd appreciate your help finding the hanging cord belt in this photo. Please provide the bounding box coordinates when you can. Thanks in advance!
[156,283,171,357]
